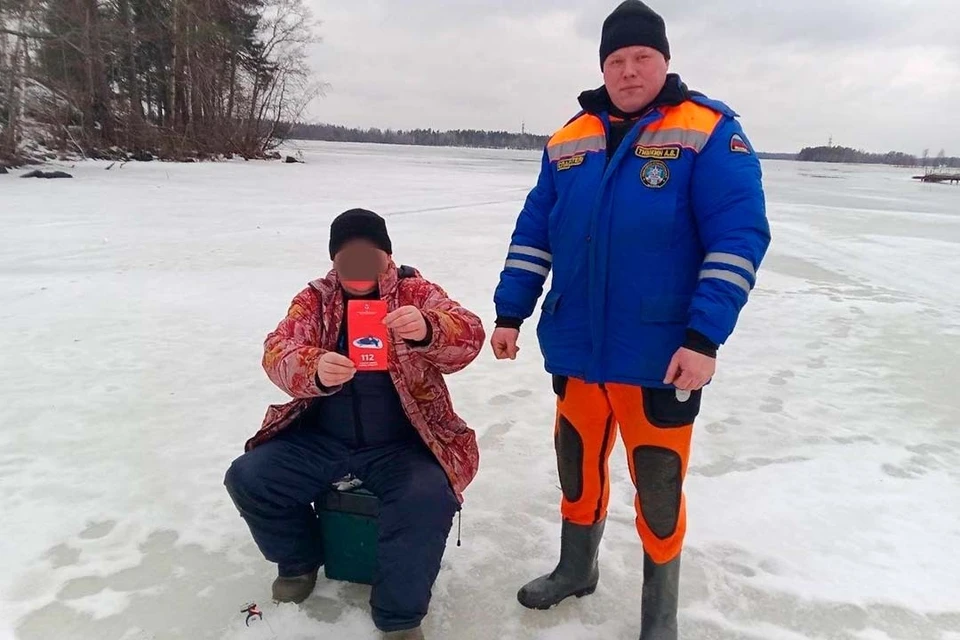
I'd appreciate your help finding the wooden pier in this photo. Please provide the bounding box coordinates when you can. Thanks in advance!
[913,173,960,184]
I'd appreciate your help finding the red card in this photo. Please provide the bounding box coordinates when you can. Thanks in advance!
[347,299,389,371]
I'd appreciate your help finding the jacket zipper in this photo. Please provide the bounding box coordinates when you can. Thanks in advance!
[338,311,367,449]
[585,113,659,380]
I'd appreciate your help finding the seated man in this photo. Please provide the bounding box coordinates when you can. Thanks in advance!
[225,209,484,639]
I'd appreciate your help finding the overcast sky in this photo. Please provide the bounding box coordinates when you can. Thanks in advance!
[306,0,960,154]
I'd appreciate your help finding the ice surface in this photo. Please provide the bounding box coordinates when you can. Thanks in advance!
[2,144,959,639]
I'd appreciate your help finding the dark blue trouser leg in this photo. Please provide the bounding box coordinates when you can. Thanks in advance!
[224,426,349,577]
[354,442,460,632]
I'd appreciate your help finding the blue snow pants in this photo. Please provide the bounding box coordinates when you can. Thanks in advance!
[224,423,459,632]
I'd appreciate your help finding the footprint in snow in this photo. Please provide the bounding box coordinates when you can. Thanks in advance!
[488,389,533,406]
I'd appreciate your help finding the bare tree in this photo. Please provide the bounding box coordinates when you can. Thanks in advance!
[2,0,320,163]
[1,0,40,161]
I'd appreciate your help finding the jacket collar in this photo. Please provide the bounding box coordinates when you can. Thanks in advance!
[577,73,690,119]
[311,260,417,297]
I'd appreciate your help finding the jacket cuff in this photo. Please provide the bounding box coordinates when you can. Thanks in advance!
[404,318,435,348]
[314,373,342,395]
[495,316,523,330]
[683,329,718,358]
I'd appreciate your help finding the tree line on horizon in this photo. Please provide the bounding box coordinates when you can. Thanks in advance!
[286,125,959,169]
[283,122,550,151]
[797,146,959,168]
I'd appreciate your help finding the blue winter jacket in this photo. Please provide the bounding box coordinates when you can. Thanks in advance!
[494,77,771,388]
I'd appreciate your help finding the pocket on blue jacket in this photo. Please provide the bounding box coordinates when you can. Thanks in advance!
[542,290,562,315]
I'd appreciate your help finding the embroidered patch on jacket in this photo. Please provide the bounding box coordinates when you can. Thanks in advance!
[635,145,681,160]
[730,134,751,154]
[640,160,670,188]
[557,154,585,171]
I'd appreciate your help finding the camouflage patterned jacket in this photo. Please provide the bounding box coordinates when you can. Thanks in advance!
[245,263,485,500]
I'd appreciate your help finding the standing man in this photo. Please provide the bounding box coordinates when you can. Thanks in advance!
[491,2,770,638]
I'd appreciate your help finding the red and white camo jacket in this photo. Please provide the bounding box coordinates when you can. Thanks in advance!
[245,263,485,500]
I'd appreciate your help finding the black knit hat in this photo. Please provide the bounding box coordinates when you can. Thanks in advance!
[600,0,670,67]
[329,208,392,259]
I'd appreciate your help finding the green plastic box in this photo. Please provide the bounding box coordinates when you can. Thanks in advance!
[317,487,380,585]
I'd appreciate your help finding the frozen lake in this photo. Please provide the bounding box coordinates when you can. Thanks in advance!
[1,142,959,639]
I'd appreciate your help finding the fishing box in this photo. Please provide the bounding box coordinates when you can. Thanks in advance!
[317,486,380,585]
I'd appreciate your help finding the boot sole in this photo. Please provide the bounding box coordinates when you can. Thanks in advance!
[273,593,311,605]
[519,584,597,610]
[272,576,319,604]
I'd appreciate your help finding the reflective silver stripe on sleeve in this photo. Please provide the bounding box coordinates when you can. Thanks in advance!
[509,245,553,263]
[635,128,710,152]
[547,135,607,162]
[505,259,550,278]
[699,269,752,294]
[704,252,756,278]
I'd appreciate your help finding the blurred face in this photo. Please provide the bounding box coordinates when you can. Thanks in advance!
[602,45,669,114]
[333,240,390,295]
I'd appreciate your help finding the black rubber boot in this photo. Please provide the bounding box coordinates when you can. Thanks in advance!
[639,553,681,640]
[517,519,605,610]
[272,568,319,604]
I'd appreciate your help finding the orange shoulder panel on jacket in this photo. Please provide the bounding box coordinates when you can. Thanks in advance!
[548,113,606,148]
[649,101,723,135]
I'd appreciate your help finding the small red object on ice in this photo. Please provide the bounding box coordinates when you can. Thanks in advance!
[242,602,263,626]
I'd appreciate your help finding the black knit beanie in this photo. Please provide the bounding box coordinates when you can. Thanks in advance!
[329,208,393,259]
[599,0,670,67]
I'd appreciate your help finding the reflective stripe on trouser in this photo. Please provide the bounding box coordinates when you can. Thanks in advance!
[553,376,698,564]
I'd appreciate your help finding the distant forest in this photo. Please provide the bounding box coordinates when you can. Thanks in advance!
[285,124,960,169]
[756,152,797,161]
[285,123,549,150]
[287,123,797,155]
[798,146,960,168]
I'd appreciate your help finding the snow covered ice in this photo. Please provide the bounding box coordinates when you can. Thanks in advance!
[2,142,959,639]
